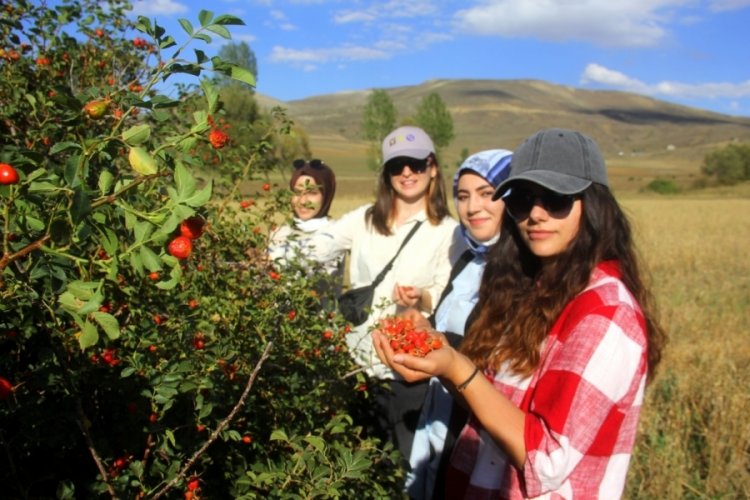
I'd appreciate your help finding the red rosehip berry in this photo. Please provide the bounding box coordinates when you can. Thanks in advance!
[168,236,192,260]
[0,163,20,185]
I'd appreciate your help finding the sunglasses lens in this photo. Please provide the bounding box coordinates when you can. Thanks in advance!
[504,189,575,219]
[504,191,534,220]
[544,193,574,214]
[386,158,428,176]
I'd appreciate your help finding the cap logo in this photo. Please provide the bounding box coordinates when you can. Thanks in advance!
[388,133,418,148]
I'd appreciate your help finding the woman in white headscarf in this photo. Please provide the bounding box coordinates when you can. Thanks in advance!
[405,149,513,500]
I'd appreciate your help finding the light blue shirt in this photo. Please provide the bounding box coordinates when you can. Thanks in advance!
[407,253,486,500]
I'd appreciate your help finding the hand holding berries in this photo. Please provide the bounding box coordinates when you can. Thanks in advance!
[378,316,443,358]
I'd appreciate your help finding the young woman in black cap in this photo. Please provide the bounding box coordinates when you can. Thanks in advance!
[373,128,667,499]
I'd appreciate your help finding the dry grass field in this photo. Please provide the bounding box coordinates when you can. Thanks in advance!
[621,193,750,498]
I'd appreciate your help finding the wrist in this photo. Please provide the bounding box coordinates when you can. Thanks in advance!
[446,354,478,388]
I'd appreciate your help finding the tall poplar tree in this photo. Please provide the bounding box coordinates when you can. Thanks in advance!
[414,92,454,151]
[361,89,398,168]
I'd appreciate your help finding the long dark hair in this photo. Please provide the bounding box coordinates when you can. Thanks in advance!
[365,154,450,235]
[461,183,666,381]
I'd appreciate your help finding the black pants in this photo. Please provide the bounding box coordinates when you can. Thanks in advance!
[373,378,430,462]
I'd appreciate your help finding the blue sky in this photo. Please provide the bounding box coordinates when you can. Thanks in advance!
[129,0,750,117]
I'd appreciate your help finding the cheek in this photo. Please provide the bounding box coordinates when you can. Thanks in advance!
[456,201,470,225]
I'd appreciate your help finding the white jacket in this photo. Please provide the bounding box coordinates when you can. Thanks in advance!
[310,204,458,378]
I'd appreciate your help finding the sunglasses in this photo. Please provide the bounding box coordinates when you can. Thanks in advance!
[293,158,325,170]
[503,187,578,220]
[385,157,429,176]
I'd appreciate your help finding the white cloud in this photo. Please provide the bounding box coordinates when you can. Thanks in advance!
[269,45,389,65]
[270,9,287,21]
[334,0,438,24]
[453,0,691,48]
[334,11,377,24]
[234,33,257,43]
[581,63,750,100]
[130,0,188,15]
[708,0,750,12]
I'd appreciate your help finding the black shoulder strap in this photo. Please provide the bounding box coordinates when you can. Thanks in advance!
[370,221,423,288]
[428,249,475,327]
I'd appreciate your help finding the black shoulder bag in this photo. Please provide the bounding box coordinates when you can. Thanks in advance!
[337,221,423,326]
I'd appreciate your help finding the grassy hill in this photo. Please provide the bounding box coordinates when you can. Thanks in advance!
[256,79,750,193]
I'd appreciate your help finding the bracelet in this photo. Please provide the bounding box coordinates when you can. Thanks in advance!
[456,366,480,392]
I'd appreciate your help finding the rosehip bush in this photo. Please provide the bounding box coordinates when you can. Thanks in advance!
[0,1,403,498]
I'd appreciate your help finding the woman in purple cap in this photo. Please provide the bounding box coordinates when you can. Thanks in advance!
[373,128,667,499]
[308,125,458,461]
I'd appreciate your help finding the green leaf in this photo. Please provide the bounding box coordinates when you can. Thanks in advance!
[78,321,99,350]
[174,162,196,200]
[159,35,177,49]
[168,63,201,77]
[91,311,120,340]
[183,181,212,208]
[133,220,154,243]
[50,141,82,155]
[194,49,208,64]
[178,136,197,153]
[28,181,63,193]
[59,291,84,313]
[120,367,136,378]
[122,124,152,146]
[135,16,153,34]
[212,14,245,26]
[77,290,104,315]
[71,187,92,224]
[98,170,114,194]
[129,251,144,275]
[156,258,182,290]
[205,24,230,39]
[165,429,176,447]
[198,10,213,26]
[128,147,158,175]
[270,430,289,442]
[201,80,219,114]
[140,246,161,271]
[68,281,100,300]
[304,436,326,453]
[198,402,213,419]
[178,18,194,35]
[193,33,212,44]
[230,65,256,88]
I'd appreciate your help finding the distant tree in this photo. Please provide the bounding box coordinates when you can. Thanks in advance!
[362,89,397,169]
[216,41,258,89]
[362,89,397,143]
[414,92,454,151]
[455,147,470,169]
[701,142,750,184]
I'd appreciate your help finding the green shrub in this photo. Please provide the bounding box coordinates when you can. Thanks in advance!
[645,178,681,194]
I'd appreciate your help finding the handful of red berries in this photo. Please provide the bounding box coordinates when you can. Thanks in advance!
[380,316,443,357]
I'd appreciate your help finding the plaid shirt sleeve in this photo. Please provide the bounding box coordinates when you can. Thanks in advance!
[520,269,649,498]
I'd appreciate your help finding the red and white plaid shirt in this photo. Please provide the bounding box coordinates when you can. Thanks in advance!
[446,261,648,499]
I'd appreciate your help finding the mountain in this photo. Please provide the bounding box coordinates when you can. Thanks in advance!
[256,79,750,189]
